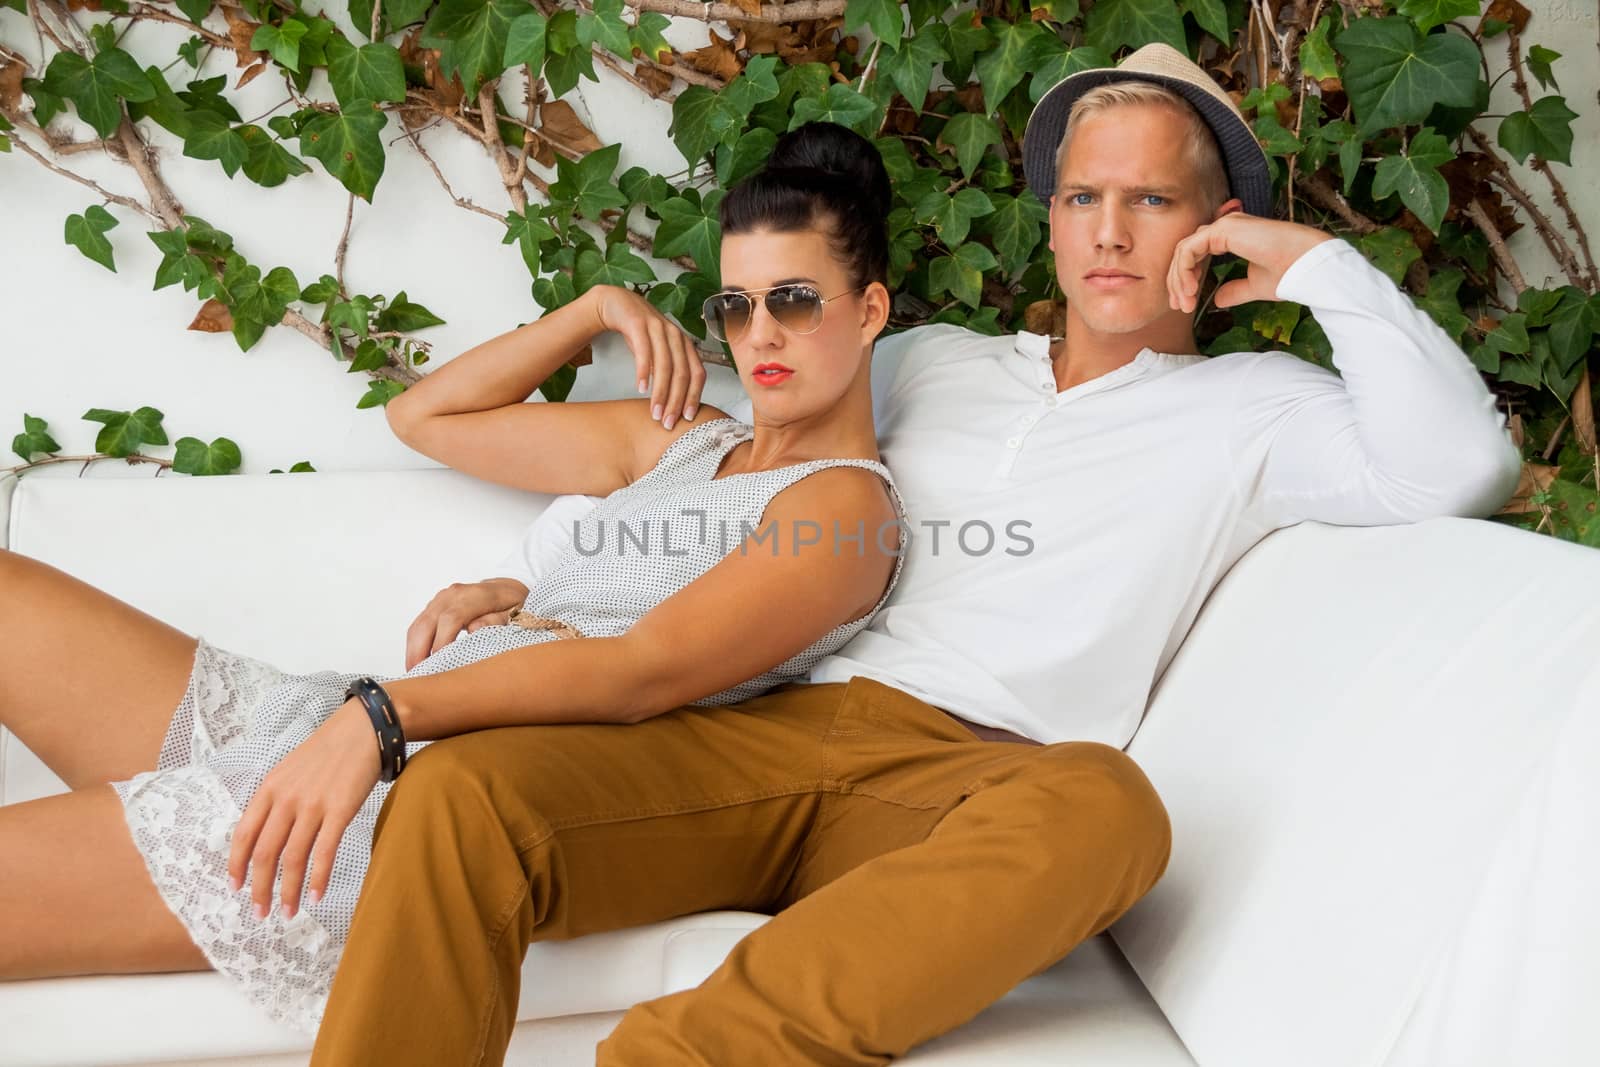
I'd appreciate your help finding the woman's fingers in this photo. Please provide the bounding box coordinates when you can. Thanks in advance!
[228,792,268,892]
[308,823,343,905]
[676,328,706,421]
[276,812,323,920]
[663,330,692,428]
[247,803,295,918]
[646,320,674,428]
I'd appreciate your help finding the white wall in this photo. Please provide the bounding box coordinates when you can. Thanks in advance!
[3,2,1595,481]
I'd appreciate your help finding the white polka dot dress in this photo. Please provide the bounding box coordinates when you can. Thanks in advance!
[108,417,907,1032]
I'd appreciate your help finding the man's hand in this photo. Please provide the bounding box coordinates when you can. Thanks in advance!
[228,700,380,921]
[1167,214,1334,314]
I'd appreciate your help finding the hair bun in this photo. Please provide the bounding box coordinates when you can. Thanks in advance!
[766,122,892,220]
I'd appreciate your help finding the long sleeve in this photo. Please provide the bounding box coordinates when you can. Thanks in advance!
[1227,238,1523,528]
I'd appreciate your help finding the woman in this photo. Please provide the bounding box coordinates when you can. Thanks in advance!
[0,122,905,1030]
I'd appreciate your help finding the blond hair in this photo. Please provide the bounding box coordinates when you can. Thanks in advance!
[1054,81,1229,211]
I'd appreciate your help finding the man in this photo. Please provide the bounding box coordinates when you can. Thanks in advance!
[309,44,1521,1065]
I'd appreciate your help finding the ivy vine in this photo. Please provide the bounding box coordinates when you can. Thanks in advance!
[2,0,1596,544]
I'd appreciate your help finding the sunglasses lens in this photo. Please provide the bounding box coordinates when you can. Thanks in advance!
[704,294,751,342]
[766,286,823,334]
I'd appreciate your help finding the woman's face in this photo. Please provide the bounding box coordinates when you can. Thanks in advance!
[714,228,886,423]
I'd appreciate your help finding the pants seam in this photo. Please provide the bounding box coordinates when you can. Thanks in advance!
[472,873,537,1067]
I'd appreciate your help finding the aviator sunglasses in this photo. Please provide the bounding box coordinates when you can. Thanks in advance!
[701,282,868,344]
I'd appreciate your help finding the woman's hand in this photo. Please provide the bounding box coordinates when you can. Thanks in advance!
[590,284,708,431]
[228,700,379,921]
[404,577,529,671]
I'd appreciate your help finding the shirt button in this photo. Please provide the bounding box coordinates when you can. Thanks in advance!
[1045,396,1058,407]
[1006,437,1020,449]
[1021,415,1036,426]
[1040,381,1052,391]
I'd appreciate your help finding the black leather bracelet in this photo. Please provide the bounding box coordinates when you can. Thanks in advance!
[345,676,407,783]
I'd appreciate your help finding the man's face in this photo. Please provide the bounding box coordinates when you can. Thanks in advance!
[1047,103,1219,338]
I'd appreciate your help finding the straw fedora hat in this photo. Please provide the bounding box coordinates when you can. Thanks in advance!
[1021,43,1273,218]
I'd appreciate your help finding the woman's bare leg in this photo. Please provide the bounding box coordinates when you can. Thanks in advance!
[0,785,208,977]
[0,547,198,789]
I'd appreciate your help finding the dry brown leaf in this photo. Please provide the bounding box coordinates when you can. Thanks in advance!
[1024,299,1065,338]
[235,61,269,90]
[568,344,594,368]
[635,64,675,96]
[683,28,744,82]
[539,99,603,155]
[222,8,266,69]
[1498,461,1556,515]
[0,58,26,113]
[1508,412,1525,449]
[1480,0,1530,35]
[730,18,800,56]
[729,0,763,15]
[188,298,233,334]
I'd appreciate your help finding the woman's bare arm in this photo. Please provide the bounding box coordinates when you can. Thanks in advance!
[382,466,899,736]
[385,286,718,496]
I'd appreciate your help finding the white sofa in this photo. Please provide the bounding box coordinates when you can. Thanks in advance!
[3,466,1596,1067]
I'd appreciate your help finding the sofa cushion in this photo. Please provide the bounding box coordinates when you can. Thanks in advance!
[1115,516,1600,1067]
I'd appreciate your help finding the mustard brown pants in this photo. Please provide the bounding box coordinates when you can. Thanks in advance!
[308,675,1172,1066]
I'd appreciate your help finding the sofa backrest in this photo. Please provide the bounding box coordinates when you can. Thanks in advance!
[1,468,555,803]
[1118,515,1600,1067]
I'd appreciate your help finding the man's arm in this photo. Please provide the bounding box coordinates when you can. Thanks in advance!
[1172,215,1522,527]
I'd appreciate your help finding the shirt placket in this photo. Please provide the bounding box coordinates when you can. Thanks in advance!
[994,349,1064,479]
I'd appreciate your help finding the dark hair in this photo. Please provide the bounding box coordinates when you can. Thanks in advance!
[718,122,892,291]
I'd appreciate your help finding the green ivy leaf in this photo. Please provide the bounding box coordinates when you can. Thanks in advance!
[573,242,657,290]
[1335,17,1479,135]
[721,55,781,115]
[979,189,1049,276]
[937,111,1002,180]
[844,0,904,51]
[299,100,388,201]
[250,19,309,72]
[64,204,119,272]
[175,0,210,22]
[1353,228,1420,285]
[790,82,881,136]
[172,435,242,476]
[269,460,318,474]
[300,273,341,303]
[503,11,547,71]
[1415,268,1471,342]
[630,11,672,63]
[532,270,578,312]
[1253,301,1301,344]
[176,35,206,68]
[1030,43,1114,103]
[82,406,168,457]
[716,126,778,187]
[356,380,408,409]
[1031,0,1080,22]
[1498,95,1577,166]
[328,294,376,339]
[41,47,156,139]
[326,37,407,107]
[928,242,998,308]
[542,10,596,96]
[421,0,524,95]
[975,19,1051,116]
[1370,126,1454,233]
[504,209,556,274]
[177,75,242,123]
[1085,0,1188,54]
[653,191,724,275]
[1547,289,1598,373]
[347,338,390,372]
[878,25,947,112]
[181,111,249,178]
[382,0,434,33]
[12,414,62,462]
[1485,312,1530,354]
[915,187,994,248]
[576,0,633,58]
[1180,0,1229,43]
[1526,45,1560,92]
[551,142,628,220]
[238,124,311,187]
[1396,0,1479,34]
[376,291,446,332]
[1300,14,1339,81]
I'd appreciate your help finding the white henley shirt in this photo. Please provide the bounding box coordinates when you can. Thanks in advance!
[802,237,1522,747]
